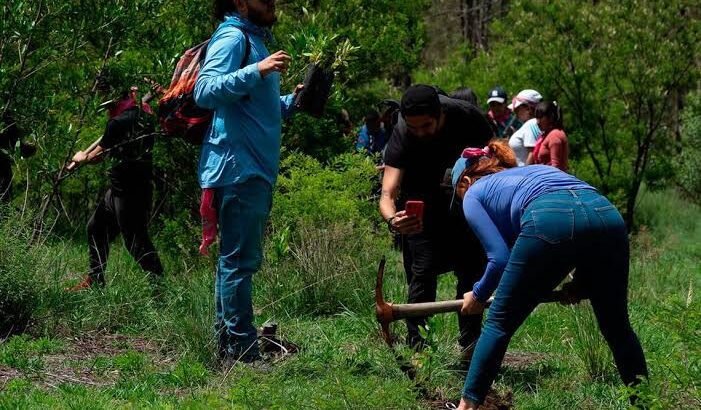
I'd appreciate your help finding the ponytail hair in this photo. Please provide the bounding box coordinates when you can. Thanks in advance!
[454,139,517,199]
[535,100,564,129]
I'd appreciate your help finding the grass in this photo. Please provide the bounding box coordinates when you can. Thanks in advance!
[0,188,699,409]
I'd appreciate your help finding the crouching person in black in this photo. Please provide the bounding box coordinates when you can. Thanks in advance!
[68,77,163,290]
[379,85,494,358]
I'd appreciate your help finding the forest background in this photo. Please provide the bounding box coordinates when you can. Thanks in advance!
[0,1,699,409]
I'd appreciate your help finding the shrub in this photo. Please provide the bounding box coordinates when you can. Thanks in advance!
[258,151,389,317]
[675,91,701,205]
[0,210,41,336]
[273,151,381,230]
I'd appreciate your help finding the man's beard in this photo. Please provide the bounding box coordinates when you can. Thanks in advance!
[247,5,276,27]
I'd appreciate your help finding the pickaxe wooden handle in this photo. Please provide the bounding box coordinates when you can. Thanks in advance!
[375,256,564,346]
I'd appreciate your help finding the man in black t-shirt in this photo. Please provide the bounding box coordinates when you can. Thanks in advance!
[68,83,163,290]
[380,85,493,354]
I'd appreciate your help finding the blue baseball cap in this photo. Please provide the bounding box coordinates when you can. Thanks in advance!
[450,155,482,211]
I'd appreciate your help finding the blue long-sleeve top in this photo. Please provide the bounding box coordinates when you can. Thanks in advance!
[194,14,295,188]
[355,125,387,154]
[462,165,593,303]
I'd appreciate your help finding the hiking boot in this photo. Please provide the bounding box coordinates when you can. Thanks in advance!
[65,275,103,292]
[220,353,271,373]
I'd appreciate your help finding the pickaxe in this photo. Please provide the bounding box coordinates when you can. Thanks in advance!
[375,256,568,346]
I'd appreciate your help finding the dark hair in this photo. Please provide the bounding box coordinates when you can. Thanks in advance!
[214,0,238,22]
[535,101,564,129]
[400,84,441,118]
[365,110,380,122]
[450,87,478,106]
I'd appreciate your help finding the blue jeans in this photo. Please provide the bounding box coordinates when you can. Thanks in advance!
[215,177,272,360]
[463,189,648,404]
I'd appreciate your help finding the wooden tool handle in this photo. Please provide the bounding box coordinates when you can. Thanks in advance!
[391,291,563,320]
[390,299,465,319]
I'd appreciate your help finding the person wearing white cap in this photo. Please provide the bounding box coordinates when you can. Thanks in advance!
[507,89,543,166]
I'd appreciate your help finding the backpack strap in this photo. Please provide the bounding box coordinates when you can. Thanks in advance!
[240,30,251,70]
[239,30,251,101]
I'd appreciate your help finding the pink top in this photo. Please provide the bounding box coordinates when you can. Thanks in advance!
[535,129,568,171]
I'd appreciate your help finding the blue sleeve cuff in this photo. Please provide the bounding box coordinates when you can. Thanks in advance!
[280,93,296,118]
[472,283,489,304]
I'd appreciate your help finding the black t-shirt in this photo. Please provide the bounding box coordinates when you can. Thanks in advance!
[384,95,493,232]
[99,107,155,194]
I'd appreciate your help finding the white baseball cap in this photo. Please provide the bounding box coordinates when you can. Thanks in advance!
[508,89,543,110]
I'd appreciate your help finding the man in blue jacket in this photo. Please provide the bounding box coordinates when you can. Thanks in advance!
[195,0,301,365]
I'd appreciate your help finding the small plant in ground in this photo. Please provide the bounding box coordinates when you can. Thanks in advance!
[112,351,148,375]
[164,357,209,388]
[568,303,615,382]
[258,218,385,318]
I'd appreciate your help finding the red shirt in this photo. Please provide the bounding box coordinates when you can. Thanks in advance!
[535,129,568,171]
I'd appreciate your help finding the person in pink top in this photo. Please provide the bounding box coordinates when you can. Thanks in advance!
[531,101,569,171]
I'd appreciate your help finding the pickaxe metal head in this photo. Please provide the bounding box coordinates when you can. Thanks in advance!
[375,256,395,345]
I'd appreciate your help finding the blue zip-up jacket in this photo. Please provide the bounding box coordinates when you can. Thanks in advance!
[462,166,593,303]
[194,14,295,188]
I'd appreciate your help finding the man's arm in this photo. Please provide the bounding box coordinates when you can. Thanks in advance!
[280,84,304,119]
[194,28,263,109]
[69,143,104,169]
[380,165,421,234]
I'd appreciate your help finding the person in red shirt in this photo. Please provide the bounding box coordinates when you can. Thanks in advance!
[531,101,569,171]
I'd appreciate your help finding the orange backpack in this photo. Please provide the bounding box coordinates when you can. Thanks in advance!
[158,32,250,145]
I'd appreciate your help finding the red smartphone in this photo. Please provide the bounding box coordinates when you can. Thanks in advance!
[405,200,424,220]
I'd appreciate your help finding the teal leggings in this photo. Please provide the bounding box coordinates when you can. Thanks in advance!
[463,189,648,404]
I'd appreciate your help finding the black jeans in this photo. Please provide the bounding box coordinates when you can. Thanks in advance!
[403,220,487,349]
[87,187,163,284]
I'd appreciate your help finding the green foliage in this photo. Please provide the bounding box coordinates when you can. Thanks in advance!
[675,91,701,204]
[415,0,700,226]
[1,0,427,232]
[259,151,387,316]
[0,335,61,372]
[273,151,380,229]
[0,211,41,336]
